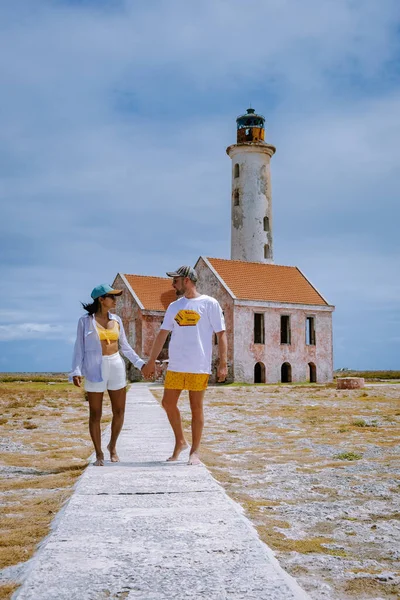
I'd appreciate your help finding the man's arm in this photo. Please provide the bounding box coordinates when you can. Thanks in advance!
[117,316,145,371]
[142,329,170,379]
[216,330,228,382]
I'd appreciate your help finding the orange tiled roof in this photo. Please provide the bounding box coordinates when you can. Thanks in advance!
[123,274,176,311]
[207,258,329,306]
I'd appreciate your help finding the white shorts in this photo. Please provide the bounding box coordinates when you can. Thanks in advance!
[85,352,126,392]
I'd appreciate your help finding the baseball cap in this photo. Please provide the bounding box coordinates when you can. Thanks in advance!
[166,265,198,282]
[91,284,123,300]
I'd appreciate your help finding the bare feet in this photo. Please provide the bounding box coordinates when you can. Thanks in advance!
[107,443,120,463]
[188,452,201,466]
[93,454,104,466]
[166,441,189,462]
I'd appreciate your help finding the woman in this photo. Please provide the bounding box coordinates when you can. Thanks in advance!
[70,284,145,466]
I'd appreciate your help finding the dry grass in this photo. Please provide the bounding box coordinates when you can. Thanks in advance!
[340,577,400,598]
[0,381,113,596]
[0,584,18,600]
[152,383,400,600]
[0,373,68,383]
[334,370,400,381]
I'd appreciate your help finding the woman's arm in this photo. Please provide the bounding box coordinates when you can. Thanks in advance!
[117,316,145,371]
[69,318,85,383]
[142,328,170,378]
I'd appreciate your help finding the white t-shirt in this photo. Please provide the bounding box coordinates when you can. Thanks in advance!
[161,294,225,374]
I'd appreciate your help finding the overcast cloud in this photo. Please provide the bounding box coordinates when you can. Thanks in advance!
[0,0,399,371]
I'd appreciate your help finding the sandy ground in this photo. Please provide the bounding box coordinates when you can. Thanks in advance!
[0,381,112,600]
[1,381,399,600]
[152,383,400,600]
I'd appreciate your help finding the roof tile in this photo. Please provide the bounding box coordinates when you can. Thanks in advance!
[207,258,329,306]
[123,275,176,311]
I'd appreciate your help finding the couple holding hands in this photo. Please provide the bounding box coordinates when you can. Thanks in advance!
[70,266,227,466]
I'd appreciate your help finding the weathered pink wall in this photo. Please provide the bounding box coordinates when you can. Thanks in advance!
[113,275,170,380]
[114,266,334,384]
[233,303,333,383]
[113,274,144,381]
[142,313,168,361]
[113,275,138,345]
[195,257,235,383]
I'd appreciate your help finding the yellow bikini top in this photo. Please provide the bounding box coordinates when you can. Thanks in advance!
[96,320,119,344]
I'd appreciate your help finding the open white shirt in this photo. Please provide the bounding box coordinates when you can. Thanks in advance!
[69,313,144,382]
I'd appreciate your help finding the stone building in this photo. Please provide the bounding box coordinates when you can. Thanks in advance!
[111,273,175,382]
[113,108,334,383]
[194,257,333,384]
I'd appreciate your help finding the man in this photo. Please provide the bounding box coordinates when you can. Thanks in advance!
[142,265,227,465]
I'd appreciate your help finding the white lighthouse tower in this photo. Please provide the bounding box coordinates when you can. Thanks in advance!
[226,108,276,263]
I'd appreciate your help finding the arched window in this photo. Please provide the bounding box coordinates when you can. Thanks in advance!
[234,164,240,178]
[308,362,317,383]
[254,362,266,383]
[264,244,271,259]
[263,216,269,232]
[233,190,240,206]
[281,362,292,383]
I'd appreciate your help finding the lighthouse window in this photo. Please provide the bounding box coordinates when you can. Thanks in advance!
[233,190,240,206]
[263,216,269,232]
[234,164,240,178]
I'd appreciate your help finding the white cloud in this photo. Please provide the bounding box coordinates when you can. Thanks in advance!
[0,323,67,342]
[0,0,399,370]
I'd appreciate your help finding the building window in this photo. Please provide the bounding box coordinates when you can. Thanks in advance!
[233,190,240,206]
[263,216,269,232]
[308,362,317,383]
[306,317,316,345]
[254,362,266,383]
[280,315,291,344]
[254,313,265,344]
[234,164,240,178]
[281,362,292,383]
[264,244,271,259]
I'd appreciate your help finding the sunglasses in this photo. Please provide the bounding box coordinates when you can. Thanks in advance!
[103,294,118,300]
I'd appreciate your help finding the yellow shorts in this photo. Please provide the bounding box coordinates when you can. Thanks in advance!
[164,371,209,392]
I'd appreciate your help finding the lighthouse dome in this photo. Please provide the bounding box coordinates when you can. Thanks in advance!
[236,108,265,143]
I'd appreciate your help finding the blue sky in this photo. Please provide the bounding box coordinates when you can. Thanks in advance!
[1,0,399,372]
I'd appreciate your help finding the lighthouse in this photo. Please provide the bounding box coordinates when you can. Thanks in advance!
[226,108,276,263]
[115,106,335,386]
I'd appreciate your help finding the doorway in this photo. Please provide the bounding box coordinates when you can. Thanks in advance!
[281,362,292,383]
[254,362,266,383]
[308,362,317,383]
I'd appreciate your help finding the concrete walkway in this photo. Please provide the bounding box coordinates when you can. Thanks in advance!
[14,384,311,600]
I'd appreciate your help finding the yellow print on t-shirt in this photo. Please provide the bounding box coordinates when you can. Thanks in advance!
[174,309,201,327]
